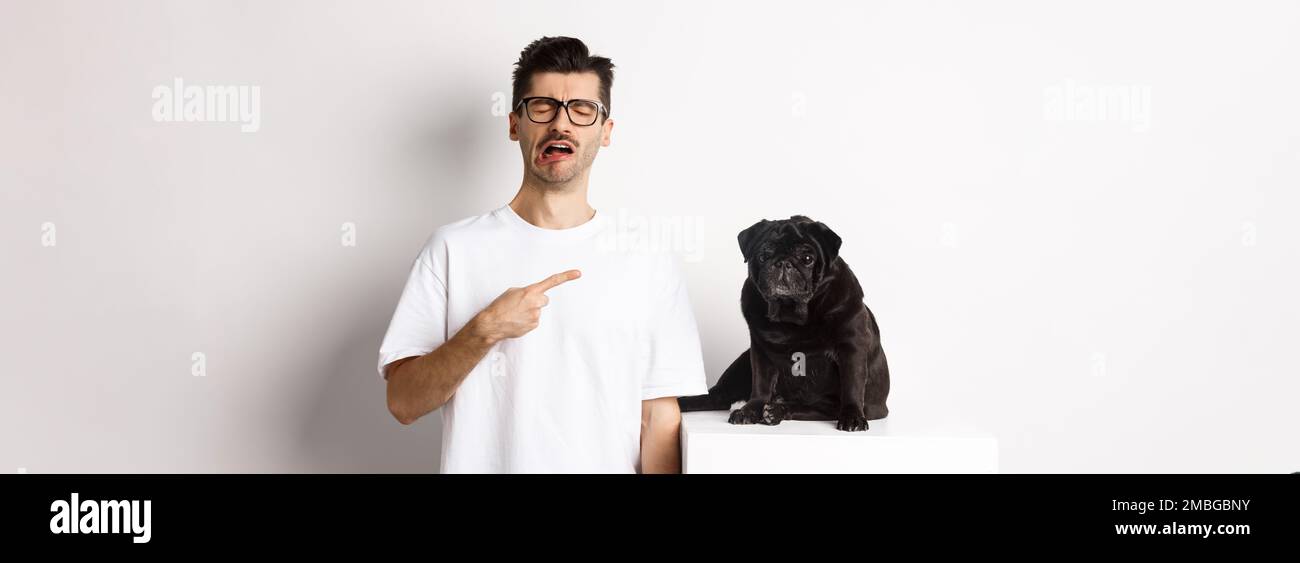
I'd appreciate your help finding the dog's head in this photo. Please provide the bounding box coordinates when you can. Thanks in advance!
[738,215,842,322]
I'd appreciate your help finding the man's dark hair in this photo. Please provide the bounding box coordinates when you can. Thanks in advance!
[511,36,615,119]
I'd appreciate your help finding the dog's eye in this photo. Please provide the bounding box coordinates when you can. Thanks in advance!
[802,254,814,265]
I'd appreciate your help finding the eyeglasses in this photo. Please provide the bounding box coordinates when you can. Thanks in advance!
[514,96,608,127]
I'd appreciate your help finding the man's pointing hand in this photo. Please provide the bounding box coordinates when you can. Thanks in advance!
[469,269,581,344]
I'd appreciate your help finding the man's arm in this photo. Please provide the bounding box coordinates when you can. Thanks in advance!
[385,270,581,425]
[384,318,496,425]
[639,396,684,474]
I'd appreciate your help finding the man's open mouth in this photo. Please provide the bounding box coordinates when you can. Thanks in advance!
[537,141,575,164]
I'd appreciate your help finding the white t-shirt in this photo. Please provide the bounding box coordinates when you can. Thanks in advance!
[376,204,708,473]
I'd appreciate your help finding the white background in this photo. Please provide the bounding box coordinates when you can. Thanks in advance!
[2,0,1297,472]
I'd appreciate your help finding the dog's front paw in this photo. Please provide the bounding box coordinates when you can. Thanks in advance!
[760,402,788,425]
[728,401,765,425]
[836,405,869,432]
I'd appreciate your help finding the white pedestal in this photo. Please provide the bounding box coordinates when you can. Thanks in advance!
[680,411,999,474]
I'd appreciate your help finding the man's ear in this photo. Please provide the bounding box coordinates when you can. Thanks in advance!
[737,219,772,263]
[508,111,519,141]
[804,221,842,263]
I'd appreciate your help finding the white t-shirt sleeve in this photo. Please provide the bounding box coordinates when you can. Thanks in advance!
[641,254,710,400]
[376,233,449,380]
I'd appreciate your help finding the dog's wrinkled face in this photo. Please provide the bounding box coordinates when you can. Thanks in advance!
[738,216,843,323]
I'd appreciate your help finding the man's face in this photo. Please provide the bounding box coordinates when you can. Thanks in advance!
[510,71,614,186]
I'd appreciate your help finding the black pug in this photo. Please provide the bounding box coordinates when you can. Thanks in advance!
[678,216,889,431]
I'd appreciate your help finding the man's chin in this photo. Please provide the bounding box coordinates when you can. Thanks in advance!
[529,164,579,185]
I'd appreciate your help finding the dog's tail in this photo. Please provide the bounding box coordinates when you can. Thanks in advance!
[677,350,752,412]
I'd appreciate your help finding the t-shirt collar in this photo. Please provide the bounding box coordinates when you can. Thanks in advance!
[496,203,607,241]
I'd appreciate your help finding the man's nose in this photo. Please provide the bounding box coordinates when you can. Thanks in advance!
[549,108,576,133]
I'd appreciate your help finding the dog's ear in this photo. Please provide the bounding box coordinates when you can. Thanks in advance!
[804,221,842,263]
[737,219,772,263]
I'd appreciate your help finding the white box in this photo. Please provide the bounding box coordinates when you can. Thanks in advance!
[680,411,999,474]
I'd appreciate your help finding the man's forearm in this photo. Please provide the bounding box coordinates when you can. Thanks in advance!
[386,271,578,425]
[386,317,496,425]
[640,397,683,473]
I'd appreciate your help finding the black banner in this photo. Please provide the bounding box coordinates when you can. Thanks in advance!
[1,474,1294,550]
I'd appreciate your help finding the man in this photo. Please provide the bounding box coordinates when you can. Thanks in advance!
[376,37,708,473]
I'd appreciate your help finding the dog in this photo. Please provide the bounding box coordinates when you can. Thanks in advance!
[678,215,889,431]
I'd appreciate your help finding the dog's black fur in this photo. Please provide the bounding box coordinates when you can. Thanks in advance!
[678,216,889,431]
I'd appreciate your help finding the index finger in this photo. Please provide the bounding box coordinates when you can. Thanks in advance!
[526,269,582,294]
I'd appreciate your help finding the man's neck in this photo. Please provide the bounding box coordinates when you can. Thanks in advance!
[508,176,596,230]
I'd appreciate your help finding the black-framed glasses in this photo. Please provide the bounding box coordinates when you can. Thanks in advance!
[514,96,608,126]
